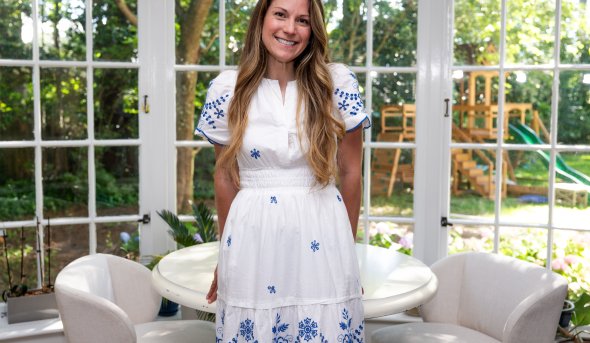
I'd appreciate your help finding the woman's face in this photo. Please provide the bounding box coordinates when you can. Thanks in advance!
[261,0,312,66]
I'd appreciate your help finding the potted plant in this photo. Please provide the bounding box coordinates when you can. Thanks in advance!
[1,220,59,324]
[557,293,590,342]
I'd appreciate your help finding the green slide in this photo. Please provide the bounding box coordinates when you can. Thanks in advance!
[508,123,590,186]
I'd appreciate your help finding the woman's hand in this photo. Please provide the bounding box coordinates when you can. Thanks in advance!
[206,265,218,304]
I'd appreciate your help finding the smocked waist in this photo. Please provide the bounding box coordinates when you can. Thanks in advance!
[240,168,319,188]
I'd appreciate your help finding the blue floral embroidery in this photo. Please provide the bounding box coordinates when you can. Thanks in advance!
[240,319,256,341]
[337,308,364,343]
[268,285,276,294]
[272,313,292,343]
[250,148,261,159]
[227,235,232,247]
[298,318,319,342]
[334,71,365,117]
[201,93,230,129]
[311,240,320,252]
[270,196,278,204]
[337,195,342,202]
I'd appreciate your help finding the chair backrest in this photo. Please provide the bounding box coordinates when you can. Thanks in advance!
[421,252,567,343]
[55,254,161,343]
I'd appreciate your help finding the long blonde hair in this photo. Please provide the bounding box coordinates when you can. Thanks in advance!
[216,0,345,187]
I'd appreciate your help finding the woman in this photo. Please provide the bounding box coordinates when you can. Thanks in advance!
[196,0,370,341]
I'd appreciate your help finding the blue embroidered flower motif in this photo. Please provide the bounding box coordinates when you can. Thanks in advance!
[268,285,276,294]
[227,235,232,247]
[250,148,261,159]
[311,240,320,252]
[240,319,255,341]
[270,196,278,204]
[334,88,363,116]
[272,313,292,343]
[337,195,342,202]
[337,308,364,343]
[298,318,318,342]
[338,99,349,111]
[200,93,230,130]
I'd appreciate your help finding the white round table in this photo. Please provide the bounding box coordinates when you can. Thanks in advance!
[152,242,437,319]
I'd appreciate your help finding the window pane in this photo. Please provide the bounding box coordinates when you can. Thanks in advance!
[454,0,500,65]
[93,0,137,62]
[372,0,417,67]
[0,227,39,291]
[561,0,590,64]
[41,68,87,140]
[501,150,549,225]
[47,224,88,286]
[372,72,416,142]
[0,67,34,141]
[0,0,33,59]
[178,146,216,215]
[552,229,590,301]
[43,147,87,217]
[0,148,35,222]
[97,222,139,260]
[370,148,414,217]
[176,0,219,65]
[326,0,367,66]
[95,146,138,216]
[177,71,215,141]
[553,152,590,230]
[449,225,494,254]
[506,0,555,65]
[499,226,547,266]
[39,0,85,60]
[558,71,590,145]
[94,68,138,139]
[361,221,413,255]
[225,0,254,66]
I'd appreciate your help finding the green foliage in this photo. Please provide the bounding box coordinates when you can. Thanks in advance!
[119,231,140,261]
[157,202,217,248]
[572,292,590,326]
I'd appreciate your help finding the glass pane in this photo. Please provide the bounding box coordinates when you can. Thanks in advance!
[93,0,137,61]
[43,147,87,217]
[372,72,415,142]
[0,227,39,291]
[362,221,413,255]
[502,150,549,224]
[47,224,88,286]
[0,0,33,59]
[553,152,590,229]
[506,0,555,65]
[372,0,417,67]
[97,222,139,261]
[449,225,494,254]
[326,0,367,66]
[0,148,35,222]
[499,226,547,267]
[369,148,414,217]
[454,0,500,65]
[176,0,218,65]
[178,146,216,215]
[449,148,497,218]
[94,68,138,139]
[178,71,215,141]
[224,0,254,66]
[0,67,34,141]
[95,146,138,216]
[561,0,590,64]
[39,0,86,60]
[452,71,501,141]
[558,71,590,145]
[505,71,552,142]
[552,229,590,301]
[41,68,87,140]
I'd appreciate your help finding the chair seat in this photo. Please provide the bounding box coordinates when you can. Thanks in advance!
[371,322,501,343]
[135,319,216,343]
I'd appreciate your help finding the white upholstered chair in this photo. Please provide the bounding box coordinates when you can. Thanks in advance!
[371,252,568,343]
[54,253,216,343]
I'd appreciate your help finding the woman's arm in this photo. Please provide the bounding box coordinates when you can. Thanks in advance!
[206,145,239,304]
[337,127,364,240]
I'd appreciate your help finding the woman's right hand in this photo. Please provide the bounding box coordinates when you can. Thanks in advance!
[206,265,218,304]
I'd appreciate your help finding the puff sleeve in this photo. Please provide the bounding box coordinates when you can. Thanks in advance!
[329,63,371,132]
[195,70,237,145]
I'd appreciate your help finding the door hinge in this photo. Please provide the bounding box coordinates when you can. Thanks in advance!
[441,216,453,228]
[138,214,151,224]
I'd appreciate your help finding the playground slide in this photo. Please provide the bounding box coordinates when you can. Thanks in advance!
[508,123,590,186]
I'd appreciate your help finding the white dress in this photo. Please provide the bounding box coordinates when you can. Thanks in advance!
[196,63,371,343]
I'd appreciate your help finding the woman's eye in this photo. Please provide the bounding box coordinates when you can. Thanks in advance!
[297,18,310,25]
[275,12,285,18]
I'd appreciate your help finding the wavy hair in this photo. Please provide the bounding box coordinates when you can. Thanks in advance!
[216,0,345,187]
